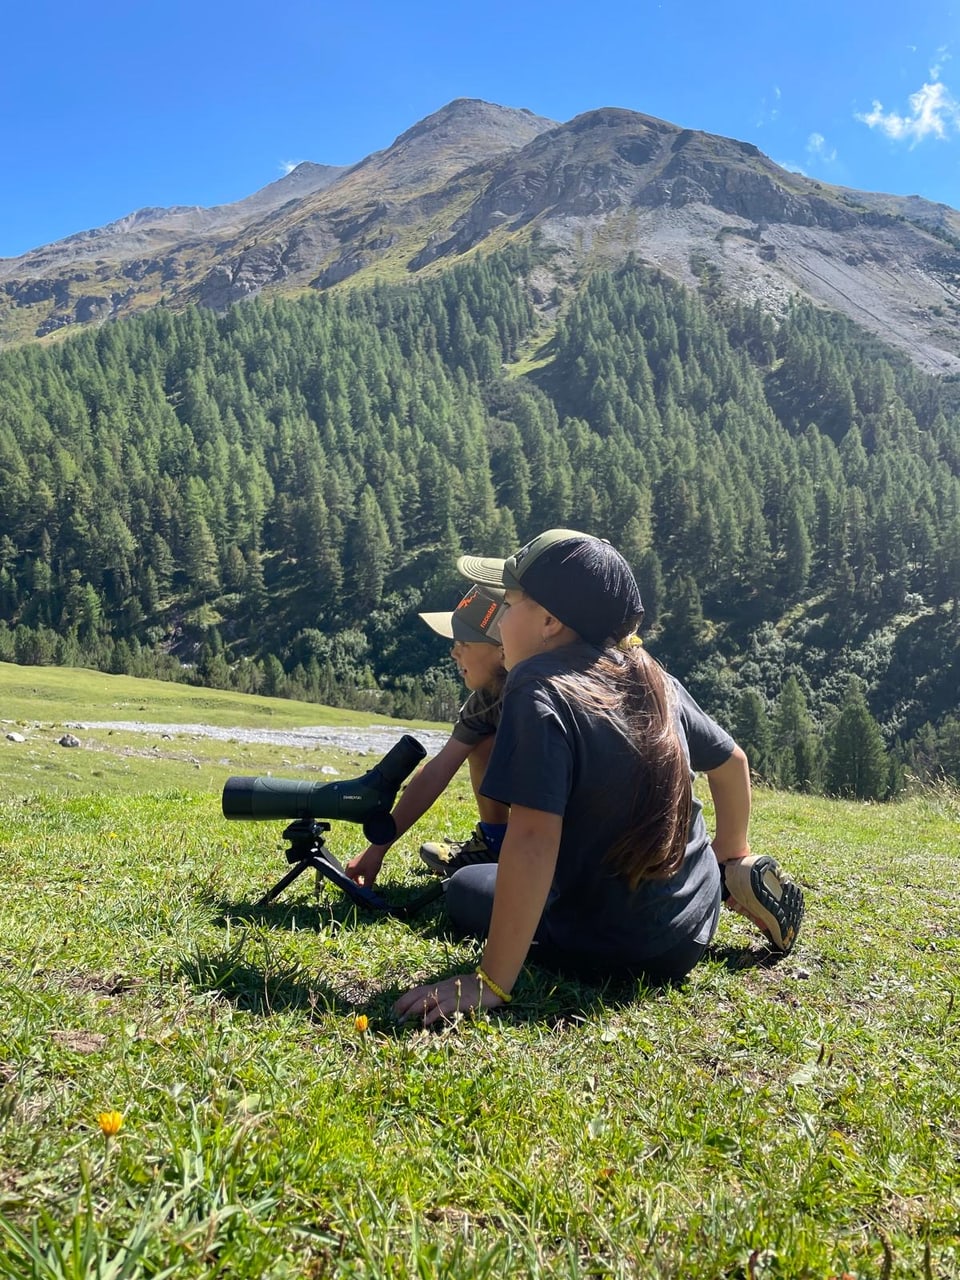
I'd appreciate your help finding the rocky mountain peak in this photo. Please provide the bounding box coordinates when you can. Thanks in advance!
[1,100,959,374]
[390,97,555,149]
[349,98,556,193]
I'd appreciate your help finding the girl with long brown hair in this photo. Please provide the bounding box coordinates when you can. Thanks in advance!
[394,529,803,1025]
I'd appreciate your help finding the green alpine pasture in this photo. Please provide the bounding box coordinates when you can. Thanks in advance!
[0,668,958,1278]
[0,662,443,798]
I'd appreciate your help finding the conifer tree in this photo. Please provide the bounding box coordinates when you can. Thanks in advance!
[772,675,824,792]
[486,507,519,557]
[825,677,889,800]
[783,503,812,597]
[733,689,774,781]
[244,549,269,623]
[261,654,286,698]
[656,574,707,679]
[634,548,665,629]
[182,511,221,597]
[348,487,391,613]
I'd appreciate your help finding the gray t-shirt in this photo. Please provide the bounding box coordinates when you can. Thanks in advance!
[480,644,731,962]
[452,685,503,747]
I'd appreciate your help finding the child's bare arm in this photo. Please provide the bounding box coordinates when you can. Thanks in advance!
[346,736,473,884]
[704,744,752,862]
[394,804,561,1024]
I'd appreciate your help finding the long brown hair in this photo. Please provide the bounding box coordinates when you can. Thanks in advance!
[549,644,692,889]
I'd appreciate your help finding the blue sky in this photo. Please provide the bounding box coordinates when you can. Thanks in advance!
[1,0,957,259]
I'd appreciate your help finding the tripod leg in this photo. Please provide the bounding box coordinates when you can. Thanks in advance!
[397,879,445,917]
[310,854,393,912]
[254,861,313,908]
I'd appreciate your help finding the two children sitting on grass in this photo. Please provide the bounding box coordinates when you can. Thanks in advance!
[346,529,804,1025]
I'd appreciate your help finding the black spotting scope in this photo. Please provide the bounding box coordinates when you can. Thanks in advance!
[222,733,426,845]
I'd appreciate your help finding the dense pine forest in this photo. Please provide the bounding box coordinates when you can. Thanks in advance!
[1,245,959,793]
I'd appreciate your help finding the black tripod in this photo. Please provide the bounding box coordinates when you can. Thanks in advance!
[255,818,444,918]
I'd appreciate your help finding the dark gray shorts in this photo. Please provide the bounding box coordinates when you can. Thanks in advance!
[444,864,720,985]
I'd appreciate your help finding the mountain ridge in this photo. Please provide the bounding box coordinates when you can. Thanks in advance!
[2,97,959,373]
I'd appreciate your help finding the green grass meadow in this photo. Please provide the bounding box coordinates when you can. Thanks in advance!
[0,664,958,1278]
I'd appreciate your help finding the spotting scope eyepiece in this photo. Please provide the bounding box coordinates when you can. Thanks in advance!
[221,734,426,844]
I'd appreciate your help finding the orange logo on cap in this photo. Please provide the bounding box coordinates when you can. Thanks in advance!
[478,601,497,631]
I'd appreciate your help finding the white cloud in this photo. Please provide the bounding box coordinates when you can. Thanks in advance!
[279,159,303,176]
[776,160,807,176]
[856,80,960,144]
[930,46,950,80]
[756,86,781,127]
[806,132,838,163]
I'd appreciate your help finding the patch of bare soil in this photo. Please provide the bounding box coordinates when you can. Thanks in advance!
[49,1030,107,1053]
[58,972,141,996]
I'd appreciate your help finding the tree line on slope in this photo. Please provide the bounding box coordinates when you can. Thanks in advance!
[0,246,958,795]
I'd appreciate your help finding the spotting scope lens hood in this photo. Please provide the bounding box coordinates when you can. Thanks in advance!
[221,734,426,837]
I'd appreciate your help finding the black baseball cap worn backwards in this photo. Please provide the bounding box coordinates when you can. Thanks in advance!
[419,584,507,646]
[458,529,644,647]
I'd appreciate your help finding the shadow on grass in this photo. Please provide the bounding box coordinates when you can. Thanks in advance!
[178,948,338,1018]
[186,880,773,1028]
[179,922,706,1031]
[200,876,445,933]
[178,953,680,1030]
[505,965,680,1030]
[706,941,790,971]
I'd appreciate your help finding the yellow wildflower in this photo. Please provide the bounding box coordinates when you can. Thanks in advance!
[354,1014,369,1034]
[97,1110,124,1136]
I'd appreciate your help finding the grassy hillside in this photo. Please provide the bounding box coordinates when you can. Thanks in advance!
[0,662,446,797]
[0,660,443,730]
[0,670,958,1276]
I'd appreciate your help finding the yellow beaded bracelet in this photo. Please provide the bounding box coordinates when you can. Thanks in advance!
[475,966,513,1004]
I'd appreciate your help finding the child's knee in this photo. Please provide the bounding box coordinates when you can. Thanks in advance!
[444,864,497,937]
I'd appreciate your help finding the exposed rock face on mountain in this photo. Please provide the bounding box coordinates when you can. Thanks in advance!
[2,98,960,374]
[187,99,557,310]
[6,162,347,274]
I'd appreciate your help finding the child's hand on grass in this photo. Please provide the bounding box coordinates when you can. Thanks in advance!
[345,844,387,887]
[394,973,504,1026]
